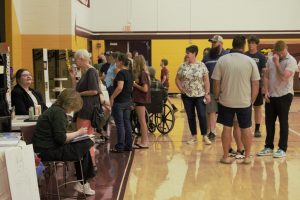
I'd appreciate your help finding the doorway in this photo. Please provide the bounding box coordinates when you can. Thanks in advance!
[105,40,151,66]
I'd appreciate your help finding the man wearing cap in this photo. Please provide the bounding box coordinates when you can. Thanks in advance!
[245,35,266,137]
[257,41,298,158]
[202,35,228,140]
[100,51,112,84]
[212,35,260,164]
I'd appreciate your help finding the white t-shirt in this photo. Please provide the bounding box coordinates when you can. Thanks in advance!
[27,90,38,105]
[266,53,298,97]
[212,52,260,108]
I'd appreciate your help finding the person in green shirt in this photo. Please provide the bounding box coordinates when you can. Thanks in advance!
[32,88,96,196]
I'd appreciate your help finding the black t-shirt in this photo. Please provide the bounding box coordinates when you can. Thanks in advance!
[245,51,266,75]
[100,63,110,75]
[246,51,266,87]
[76,67,100,119]
[113,69,133,103]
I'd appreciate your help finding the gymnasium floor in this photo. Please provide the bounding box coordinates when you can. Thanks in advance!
[57,96,300,200]
[122,96,300,200]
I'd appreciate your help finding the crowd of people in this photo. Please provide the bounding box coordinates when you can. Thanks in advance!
[10,34,299,195]
[175,35,298,165]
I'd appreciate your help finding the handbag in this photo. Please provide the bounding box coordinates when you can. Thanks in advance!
[91,105,106,131]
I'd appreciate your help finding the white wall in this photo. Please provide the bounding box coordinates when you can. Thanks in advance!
[72,0,93,32]
[12,0,300,35]
[73,0,300,32]
[13,0,72,35]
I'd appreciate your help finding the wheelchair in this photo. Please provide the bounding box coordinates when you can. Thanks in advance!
[131,89,175,135]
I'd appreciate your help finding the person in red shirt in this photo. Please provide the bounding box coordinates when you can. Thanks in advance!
[160,58,178,112]
[132,55,151,148]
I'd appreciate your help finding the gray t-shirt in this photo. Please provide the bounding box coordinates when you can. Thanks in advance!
[212,52,260,108]
[76,67,100,119]
[267,53,298,97]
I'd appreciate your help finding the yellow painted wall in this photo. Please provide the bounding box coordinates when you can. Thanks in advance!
[72,35,88,50]
[91,40,105,64]
[21,35,73,73]
[151,39,232,93]
[5,0,22,72]
[151,38,300,93]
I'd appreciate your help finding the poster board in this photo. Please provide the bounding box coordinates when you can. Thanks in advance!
[5,144,40,200]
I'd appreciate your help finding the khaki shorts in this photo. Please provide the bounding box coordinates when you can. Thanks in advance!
[206,94,218,113]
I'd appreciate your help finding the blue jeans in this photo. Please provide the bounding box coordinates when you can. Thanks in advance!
[112,102,133,150]
[181,94,207,136]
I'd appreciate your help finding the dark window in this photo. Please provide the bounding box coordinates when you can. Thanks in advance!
[0,0,5,42]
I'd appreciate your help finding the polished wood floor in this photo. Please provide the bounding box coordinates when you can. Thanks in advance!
[123,96,300,200]
[42,97,300,199]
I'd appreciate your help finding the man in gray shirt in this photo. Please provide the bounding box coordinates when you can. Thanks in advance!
[257,40,298,158]
[212,35,260,164]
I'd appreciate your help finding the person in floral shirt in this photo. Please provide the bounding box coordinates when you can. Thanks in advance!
[175,45,212,145]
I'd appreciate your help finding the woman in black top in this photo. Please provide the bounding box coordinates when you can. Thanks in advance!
[11,69,47,115]
[110,53,133,152]
[32,89,95,196]
[69,49,100,164]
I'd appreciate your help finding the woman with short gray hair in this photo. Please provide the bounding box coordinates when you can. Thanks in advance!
[69,49,100,167]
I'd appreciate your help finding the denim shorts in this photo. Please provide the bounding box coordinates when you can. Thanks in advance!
[217,103,252,128]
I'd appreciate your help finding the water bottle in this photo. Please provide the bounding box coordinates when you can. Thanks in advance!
[29,107,34,120]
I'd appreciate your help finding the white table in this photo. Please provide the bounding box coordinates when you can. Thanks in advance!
[12,115,37,130]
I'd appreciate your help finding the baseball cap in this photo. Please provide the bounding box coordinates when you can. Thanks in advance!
[209,35,223,43]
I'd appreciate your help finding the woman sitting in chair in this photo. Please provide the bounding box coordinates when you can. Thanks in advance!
[32,88,95,196]
[11,69,47,115]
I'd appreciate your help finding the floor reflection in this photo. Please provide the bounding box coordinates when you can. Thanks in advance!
[124,97,300,200]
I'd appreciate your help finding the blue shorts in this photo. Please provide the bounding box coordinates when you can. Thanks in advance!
[217,104,252,128]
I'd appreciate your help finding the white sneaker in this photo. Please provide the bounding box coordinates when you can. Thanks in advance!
[186,135,197,144]
[203,135,211,145]
[74,182,95,196]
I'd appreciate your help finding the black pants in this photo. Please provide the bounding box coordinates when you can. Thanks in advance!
[265,94,293,152]
[181,94,207,135]
[39,139,95,183]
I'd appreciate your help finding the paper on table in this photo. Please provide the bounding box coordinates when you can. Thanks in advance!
[0,132,21,147]
[71,134,93,143]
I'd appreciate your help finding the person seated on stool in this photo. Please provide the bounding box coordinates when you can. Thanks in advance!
[11,69,47,115]
[32,88,95,196]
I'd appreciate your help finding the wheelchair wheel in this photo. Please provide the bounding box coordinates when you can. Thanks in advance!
[148,113,156,133]
[155,104,175,134]
[131,110,150,136]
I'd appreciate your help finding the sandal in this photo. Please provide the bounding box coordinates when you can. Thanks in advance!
[133,144,149,149]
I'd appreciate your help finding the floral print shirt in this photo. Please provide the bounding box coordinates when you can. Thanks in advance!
[177,61,209,97]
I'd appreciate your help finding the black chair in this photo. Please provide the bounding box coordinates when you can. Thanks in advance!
[20,125,87,199]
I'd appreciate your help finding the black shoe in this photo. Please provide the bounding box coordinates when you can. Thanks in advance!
[208,132,216,140]
[110,148,124,153]
[228,148,237,157]
[254,130,261,137]
[172,105,178,113]
[124,147,133,152]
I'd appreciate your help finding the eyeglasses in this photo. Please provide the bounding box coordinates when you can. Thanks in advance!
[21,74,32,77]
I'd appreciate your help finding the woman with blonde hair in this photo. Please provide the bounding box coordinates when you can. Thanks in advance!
[69,49,100,166]
[132,55,151,148]
[32,89,95,195]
